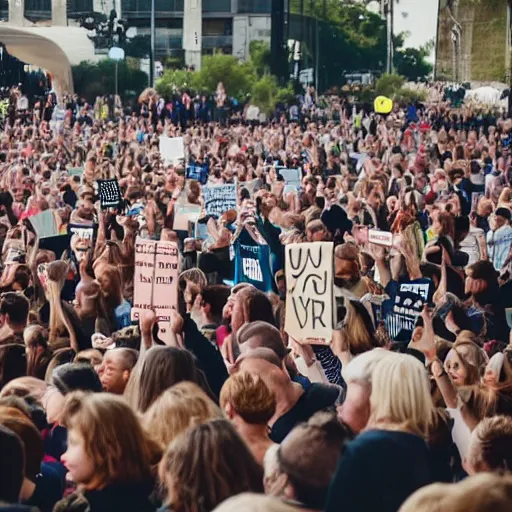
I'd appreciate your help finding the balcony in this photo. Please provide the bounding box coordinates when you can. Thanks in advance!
[237,0,271,14]
[203,0,230,13]
[24,0,51,21]
[121,0,184,18]
[67,0,94,17]
[137,29,232,53]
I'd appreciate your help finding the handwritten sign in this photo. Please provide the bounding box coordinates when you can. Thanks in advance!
[132,238,179,336]
[233,236,273,292]
[186,164,208,185]
[383,279,432,342]
[173,203,202,231]
[368,229,393,247]
[29,210,59,239]
[159,136,185,165]
[203,183,237,218]
[98,179,122,209]
[285,242,335,344]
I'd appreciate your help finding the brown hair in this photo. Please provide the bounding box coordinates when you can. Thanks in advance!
[24,325,51,380]
[234,287,276,330]
[0,406,43,482]
[159,419,264,512]
[61,392,162,491]
[220,372,276,425]
[143,382,222,450]
[468,415,512,473]
[136,346,209,413]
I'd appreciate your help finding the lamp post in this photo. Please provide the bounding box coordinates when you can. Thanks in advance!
[149,0,156,87]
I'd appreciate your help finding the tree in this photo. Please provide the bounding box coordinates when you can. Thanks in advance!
[72,60,148,102]
[194,54,257,100]
[156,69,198,97]
[249,41,272,77]
[394,47,433,82]
[374,73,405,97]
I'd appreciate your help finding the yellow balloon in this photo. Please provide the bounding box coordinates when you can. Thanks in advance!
[374,96,393,114]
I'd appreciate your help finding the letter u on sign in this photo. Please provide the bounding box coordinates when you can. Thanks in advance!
[284,242,334,345]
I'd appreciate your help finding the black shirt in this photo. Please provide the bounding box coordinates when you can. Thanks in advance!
[270,383,341,443]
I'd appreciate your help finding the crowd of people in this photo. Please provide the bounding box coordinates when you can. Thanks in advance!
[0,80,510,512]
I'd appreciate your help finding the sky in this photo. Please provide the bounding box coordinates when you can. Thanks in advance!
[367,0,440,59]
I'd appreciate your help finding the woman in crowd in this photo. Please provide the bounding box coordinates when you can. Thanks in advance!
[143,381,222,450]
[159,419,264,512]
[0,82,511,512]
[220,371,276,465]
[55,392,161,511]
[326,353,436,512]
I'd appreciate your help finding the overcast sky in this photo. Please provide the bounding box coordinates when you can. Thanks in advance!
[366,0,440,56]
[392,0,440,52]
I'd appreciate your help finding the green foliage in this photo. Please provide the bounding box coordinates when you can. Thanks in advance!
[374,73,405,97]
[194,54,257,100]
[251,75,278,115]
[156,69,197,97]
[249,40,271,77]
[72,60,148,103]
[275,82,296,106]
[394,88,428,105]
[394,47,433,82]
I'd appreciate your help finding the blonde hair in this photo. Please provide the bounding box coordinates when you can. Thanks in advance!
[343,348,394,387]
[61,392,162,491]
[369,353,436,438]
[46,261,79,352]
[399,474,512,512]
[220,372,276,425]
[143,382,222,450]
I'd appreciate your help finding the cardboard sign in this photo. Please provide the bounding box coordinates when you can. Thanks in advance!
[383,279,432,341]
[285,242,334,344]
[277,168,301,189]
[68,224,96,263]
[98,179,122,209]
[132,238,179,336]
[233,233,273,292]
[243,178,263,195]
[186,164,208,185]
[29,210,59,239]
[173,203,202,231]
[159,136,185,165]
[203,183,237,218]
[368,229,393,247]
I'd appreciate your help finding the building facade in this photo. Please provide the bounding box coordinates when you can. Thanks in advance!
[436,0,511,83]
[7,0,272,60]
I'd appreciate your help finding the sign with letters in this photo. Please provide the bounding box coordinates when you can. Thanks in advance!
[186,164,208,185]
[285,242,335,344]
[159,136,185,165]
[233,233,273,292]
[203,183,237,218]
[368,229,393,247]
[132,238,179,337]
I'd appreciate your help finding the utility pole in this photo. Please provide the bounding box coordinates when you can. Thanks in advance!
[385,0,394,74]
[149,0,155,87]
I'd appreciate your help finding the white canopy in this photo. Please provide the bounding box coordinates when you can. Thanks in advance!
[0,23,74,95]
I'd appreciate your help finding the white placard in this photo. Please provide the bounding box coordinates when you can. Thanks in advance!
[368,229,393,247]
[285,242,334,344]
[159,136,185,165]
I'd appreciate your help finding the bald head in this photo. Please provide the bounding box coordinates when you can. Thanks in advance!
[98,348,138,394]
